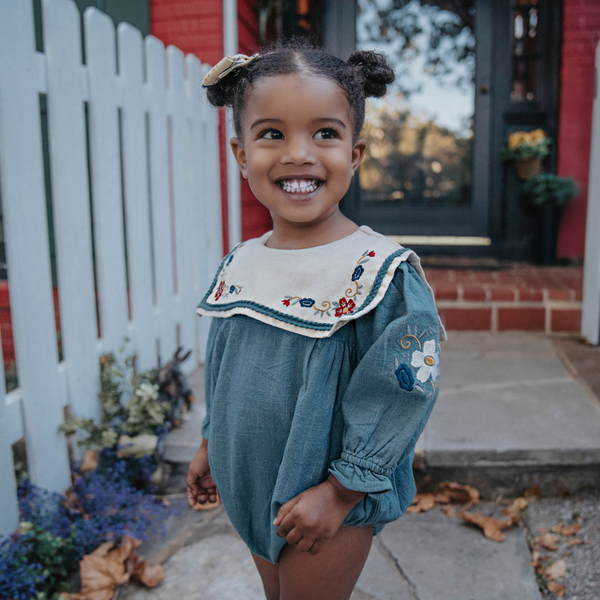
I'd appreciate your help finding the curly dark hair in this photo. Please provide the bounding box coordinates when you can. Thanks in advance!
[205,39,395,140]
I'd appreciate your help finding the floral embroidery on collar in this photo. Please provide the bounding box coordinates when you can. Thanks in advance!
[213,245,245,301]
[281,249,376,318]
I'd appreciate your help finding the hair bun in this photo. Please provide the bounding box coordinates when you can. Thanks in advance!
[348,50,394,98]
[205,73,239,107]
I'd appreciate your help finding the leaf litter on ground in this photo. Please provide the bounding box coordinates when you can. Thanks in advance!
[408,481,536,542]
[59,535,164,600]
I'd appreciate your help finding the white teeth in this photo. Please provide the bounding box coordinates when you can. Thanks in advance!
[280,179,320,194]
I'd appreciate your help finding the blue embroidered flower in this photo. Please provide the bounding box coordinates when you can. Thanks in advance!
[226,254,234,266]
[299,298,315,308]
[352,265,364,281]
[395,363,414,392]
[229,285,236,293]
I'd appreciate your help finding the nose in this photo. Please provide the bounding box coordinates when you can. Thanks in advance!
[280,134,316,165]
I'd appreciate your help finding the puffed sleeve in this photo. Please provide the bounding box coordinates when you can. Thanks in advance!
[201,318,224,440]
[328,262,441,494]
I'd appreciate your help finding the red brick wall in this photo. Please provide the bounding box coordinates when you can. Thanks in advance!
[237,0,273,240]
[150,0,271,250]
[556,0,600,258]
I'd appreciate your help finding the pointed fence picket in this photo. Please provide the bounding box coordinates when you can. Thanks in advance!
[0,0,222,538]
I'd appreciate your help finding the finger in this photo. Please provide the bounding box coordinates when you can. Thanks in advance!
[276,510,297,538]
[296,537,315,553]
[307,539,325,556]
[273,497,298,526]
[186,486,197,507]
[285,527,302,546]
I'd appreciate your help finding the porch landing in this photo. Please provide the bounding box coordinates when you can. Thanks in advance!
[423,262,583,333]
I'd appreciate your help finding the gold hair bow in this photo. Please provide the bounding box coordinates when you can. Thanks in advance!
[202,53,260,87]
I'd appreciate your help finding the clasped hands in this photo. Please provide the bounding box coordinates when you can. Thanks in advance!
[273,474,366,556]
[187,439,366,556]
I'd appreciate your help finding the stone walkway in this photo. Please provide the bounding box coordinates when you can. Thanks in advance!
[125,332,600,600]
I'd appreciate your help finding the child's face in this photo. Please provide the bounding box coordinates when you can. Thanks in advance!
[230,73,365,230]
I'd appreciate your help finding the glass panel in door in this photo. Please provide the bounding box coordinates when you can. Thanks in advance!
[356,0,476,208]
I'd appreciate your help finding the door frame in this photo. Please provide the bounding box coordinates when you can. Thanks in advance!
[323,0,562,259]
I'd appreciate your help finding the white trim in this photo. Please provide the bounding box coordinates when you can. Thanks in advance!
[582,40,600,345]
[223,0,242,250]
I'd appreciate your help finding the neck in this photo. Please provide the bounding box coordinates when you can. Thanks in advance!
[266,209,358,249]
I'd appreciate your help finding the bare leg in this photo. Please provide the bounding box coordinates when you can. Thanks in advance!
[252,525,372,600]
[252,552,280,600]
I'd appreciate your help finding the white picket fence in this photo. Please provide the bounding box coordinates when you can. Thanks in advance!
[0,0,223,537]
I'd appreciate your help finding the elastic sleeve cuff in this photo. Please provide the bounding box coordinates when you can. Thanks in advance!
[201,415,210,440]
[328,452,393,494]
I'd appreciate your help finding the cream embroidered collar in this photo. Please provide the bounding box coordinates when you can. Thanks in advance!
[197,226,445,339]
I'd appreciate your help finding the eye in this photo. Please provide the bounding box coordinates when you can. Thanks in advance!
[314,128,339,140]
[260,129,284,140]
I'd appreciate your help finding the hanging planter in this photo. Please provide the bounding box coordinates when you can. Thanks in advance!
[501,129,551,181]
[513,156,542,180]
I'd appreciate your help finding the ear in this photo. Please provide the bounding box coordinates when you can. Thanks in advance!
[351,139,367,174]
[230,138,248,179]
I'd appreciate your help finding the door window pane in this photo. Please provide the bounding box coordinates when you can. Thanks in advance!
[356,0,476,207]
[511,0,540,103]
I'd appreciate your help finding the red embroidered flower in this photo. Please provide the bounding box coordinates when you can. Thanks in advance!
[368,251,375,257]
[214,280,226,301]
[282,299,290,306]
[335,297,355,318]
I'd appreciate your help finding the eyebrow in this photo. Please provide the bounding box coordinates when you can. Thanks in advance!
[312,117,347,129]
[250,118,283,131]
[249,117,348,130]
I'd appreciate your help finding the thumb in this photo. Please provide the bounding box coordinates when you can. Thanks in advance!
[273,496,300,526]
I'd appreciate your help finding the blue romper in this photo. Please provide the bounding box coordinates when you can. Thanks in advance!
[197,226,445,563]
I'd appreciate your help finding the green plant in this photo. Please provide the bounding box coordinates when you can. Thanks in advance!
[501,129,551,161]
[523,173,580,206]
[60,346,168,451]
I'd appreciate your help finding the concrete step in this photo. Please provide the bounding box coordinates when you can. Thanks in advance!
[416,332,600,496]
[165,333,600,497]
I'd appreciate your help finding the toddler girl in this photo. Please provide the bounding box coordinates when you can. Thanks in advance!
[187,41,446,600]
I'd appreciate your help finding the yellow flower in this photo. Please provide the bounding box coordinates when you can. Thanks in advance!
[508,132,526,149]
[529,128,546,141]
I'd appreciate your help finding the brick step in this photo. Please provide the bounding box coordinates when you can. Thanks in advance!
[424,264,583,333]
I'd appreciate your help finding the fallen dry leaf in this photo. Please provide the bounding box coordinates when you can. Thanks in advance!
[550,522,565,534]
[406,493,436,514]
[462,512,511,542]
[545,558,567,581]
[568,538,584,546]
[439,481,480,504]
[80,449,98,473]
[126,553,165,587]
[502,497,529,524]
[560,523,582,536]
[441,504,459,518]
[535,533,560,551]
[524,485,543,498]
[62,536,164,600]
[546,581,566,597]
[531,550,540,569]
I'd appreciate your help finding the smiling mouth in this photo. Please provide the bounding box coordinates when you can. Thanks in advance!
[277,179,324,194]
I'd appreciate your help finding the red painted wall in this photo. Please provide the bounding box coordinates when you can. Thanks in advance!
[150,0,271,251]
[238,0,273,241]
[556,0,600,258]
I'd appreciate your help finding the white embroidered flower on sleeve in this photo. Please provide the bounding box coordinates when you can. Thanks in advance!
[410,340,439,383]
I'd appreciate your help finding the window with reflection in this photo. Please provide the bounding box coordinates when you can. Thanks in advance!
[511,0,540,103]
[356,0,476,207]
